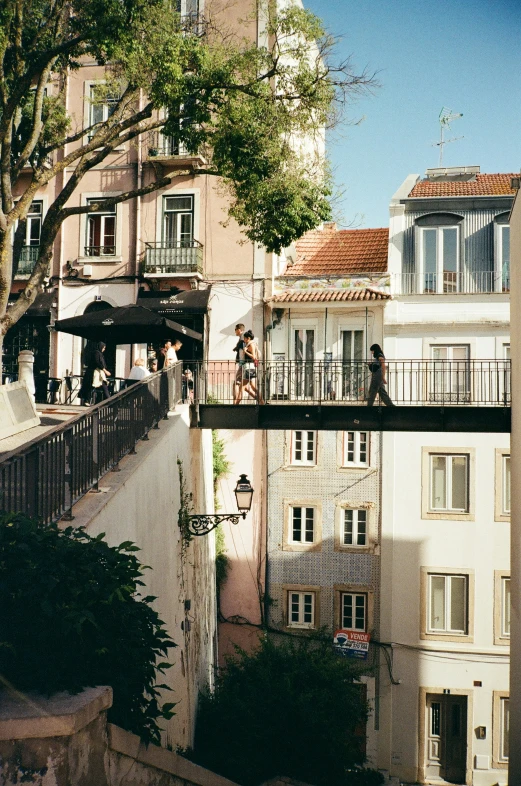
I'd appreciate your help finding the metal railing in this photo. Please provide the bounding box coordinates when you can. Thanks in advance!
[190,360,511,407]
[393,271,510,295]
[142,240,203,274]
[15,246,40,276]
[0,363,183,524]
[147,131,190,158]
[84,245,116,257]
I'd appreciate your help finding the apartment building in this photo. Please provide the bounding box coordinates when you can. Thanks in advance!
[264,223,389,764]
[379,167,514,785]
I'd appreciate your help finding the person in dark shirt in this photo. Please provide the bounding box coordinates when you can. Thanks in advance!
[367,343,394,407]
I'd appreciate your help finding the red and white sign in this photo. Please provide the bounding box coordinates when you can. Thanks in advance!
[333,629,371,659]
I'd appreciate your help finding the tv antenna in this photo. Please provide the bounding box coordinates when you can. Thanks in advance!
[434,107,464,166]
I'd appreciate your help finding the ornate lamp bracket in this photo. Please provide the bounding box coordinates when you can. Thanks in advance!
[187,512,246,536]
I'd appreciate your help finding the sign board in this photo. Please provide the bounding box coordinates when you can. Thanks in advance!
[333,629,371,660]
[0,381,40,441]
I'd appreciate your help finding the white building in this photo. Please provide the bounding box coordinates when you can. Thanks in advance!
[379,167,514,785]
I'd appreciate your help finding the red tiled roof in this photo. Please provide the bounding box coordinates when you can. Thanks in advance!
[271,288,391,303]
[288,225,389,276]
[409,173,517,198]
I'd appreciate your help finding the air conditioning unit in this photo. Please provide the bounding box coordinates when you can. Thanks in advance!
[83,265,93,277]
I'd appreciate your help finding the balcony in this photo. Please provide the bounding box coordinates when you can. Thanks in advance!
[393,270,510,295]
[14,246,40,278]
[146,132,206,169]
[142,241,204,276]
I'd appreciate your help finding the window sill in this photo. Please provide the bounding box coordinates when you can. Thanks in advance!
[335,544,377,555]
[422,510,474,522]
[77,256,123,265]
[339,464,371,471]
[282,541,322,553]
[420,631,474,644]
[284,464,318,470]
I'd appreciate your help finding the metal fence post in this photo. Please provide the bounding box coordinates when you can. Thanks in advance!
[61,427,74,521]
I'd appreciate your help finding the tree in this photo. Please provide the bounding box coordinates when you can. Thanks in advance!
[189,635,383,786]
[0,0,375,352]
[0,512,176,744]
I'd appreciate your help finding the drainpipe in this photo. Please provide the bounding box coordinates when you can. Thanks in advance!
[133,89,143,363]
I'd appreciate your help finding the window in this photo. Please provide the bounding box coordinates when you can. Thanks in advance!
[493,691,510,768]
[343,431,369,466]
[498,225,510,292]
[495,571,511,643]
[25,201,42,247]
[341,330,364,398]
[163,195,194,247]
[85,199,116,256]
[343,509,367,547]
[293,327,315,398]
[290,431,316,465]
[288,590,316,628]
[430,454,469,512]
[88,83,118,137]
[428,573,468,634]
[341,592,367,631]
[501,577,511,638]
[503,455,511,515]
[430,345,470,402]
[421,226,459,293]
[290,507,315,543]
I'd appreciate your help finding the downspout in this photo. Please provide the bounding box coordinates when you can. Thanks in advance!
[365,306,369,360]
[133,88,143,363]
[324,307,328,355]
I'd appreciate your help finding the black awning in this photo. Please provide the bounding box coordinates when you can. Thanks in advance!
[8,291,55,315]
[137,287,211,315]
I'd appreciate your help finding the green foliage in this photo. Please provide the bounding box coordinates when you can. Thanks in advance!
[0,512,176,745]
[211,431,231,600]
[190,635,374,786]
[211,431,230,506]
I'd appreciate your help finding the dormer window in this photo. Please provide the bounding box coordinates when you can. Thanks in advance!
[421,226,459,293]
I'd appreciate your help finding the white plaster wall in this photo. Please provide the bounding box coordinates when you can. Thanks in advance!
[69,409,216,749]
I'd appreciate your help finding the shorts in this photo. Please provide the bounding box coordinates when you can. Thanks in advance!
[244,368,256,381]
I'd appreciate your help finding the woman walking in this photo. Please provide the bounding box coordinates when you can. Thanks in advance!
[79,341,111,405]
[367,343,394,407]
[234,330,264,404]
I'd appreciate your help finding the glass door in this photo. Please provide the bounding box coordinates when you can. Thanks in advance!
[342,330,364,400]
[431,345,470,403]
[293,329,315,398]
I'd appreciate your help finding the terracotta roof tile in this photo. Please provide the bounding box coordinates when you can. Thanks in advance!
[288,226,389,276]
[409,173,517,198]
[271,288,391,303]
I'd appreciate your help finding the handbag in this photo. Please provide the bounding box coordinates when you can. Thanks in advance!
[92,368,107,388]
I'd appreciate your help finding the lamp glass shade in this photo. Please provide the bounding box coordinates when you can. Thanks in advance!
[234,474,254,513]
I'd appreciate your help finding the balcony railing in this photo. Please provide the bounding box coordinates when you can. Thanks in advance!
[189,360,511,407]
[393,271,510,295]
[15,245,40,276]
[143,241,203,275]
[0,363,182,524]
[84,245,116,257]
[146,132,205,166]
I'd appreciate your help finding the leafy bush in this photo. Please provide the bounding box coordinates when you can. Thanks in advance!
[0,513,176,744]
[190,635,374,786]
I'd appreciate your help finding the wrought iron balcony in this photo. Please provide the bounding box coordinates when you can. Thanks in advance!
[393,270,510,295]
[146,132,206,168]
[190,360,511,407]
[142,240,204,275]
[15,246,40,277]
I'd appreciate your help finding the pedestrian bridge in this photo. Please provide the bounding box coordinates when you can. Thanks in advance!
[190,360,511,433]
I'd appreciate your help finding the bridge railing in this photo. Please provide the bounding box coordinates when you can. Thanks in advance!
[191,360,511,407]
[0,363,182,524]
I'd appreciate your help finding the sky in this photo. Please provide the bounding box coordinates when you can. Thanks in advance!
[303,0,521,229]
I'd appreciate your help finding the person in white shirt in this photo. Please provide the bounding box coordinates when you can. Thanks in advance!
[127,358,150,382]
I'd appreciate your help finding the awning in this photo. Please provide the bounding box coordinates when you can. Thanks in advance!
[136,287,211,316]
[8,291,55,315]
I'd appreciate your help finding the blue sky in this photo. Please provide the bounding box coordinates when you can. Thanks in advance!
[304,0,521,228]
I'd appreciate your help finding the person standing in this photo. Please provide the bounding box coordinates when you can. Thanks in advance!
[367,343,394,407]
[160,339,177,369]
[233,323,245,401]
[80,341,111,405]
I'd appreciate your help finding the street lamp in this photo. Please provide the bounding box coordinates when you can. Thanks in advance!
[187,474,254,536]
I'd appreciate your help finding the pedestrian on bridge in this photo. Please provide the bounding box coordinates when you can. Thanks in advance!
[367,344,394,407]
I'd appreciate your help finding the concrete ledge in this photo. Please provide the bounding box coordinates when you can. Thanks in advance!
[108,724,240,786]
[0,686,112,740]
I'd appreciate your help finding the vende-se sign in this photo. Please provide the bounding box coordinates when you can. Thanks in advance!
[333,629,371,660]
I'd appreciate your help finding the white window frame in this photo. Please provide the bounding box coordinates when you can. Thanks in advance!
[499,697,509,762]
[501,576,511,638]
[429,453,469,513]
[427,573,468,635]
[430,344,471,403]
[342,508,368,548]
[85,198,116,257]
[342,431,369,467]
[288,590,316,629]
[495,222,510,293]
[503,455,511,515]
[85,81,119,141]
[162,194,195,246]
[290,430,317,466]
[289,506,315,544]
[341,591,367,632]
[78,192,123,262]
[419,225,460,294]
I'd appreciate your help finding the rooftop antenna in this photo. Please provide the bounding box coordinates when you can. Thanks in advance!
[434,107,464,166]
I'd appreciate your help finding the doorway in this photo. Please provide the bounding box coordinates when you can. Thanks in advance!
[292,327,315,398]
[425,694,467,784]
